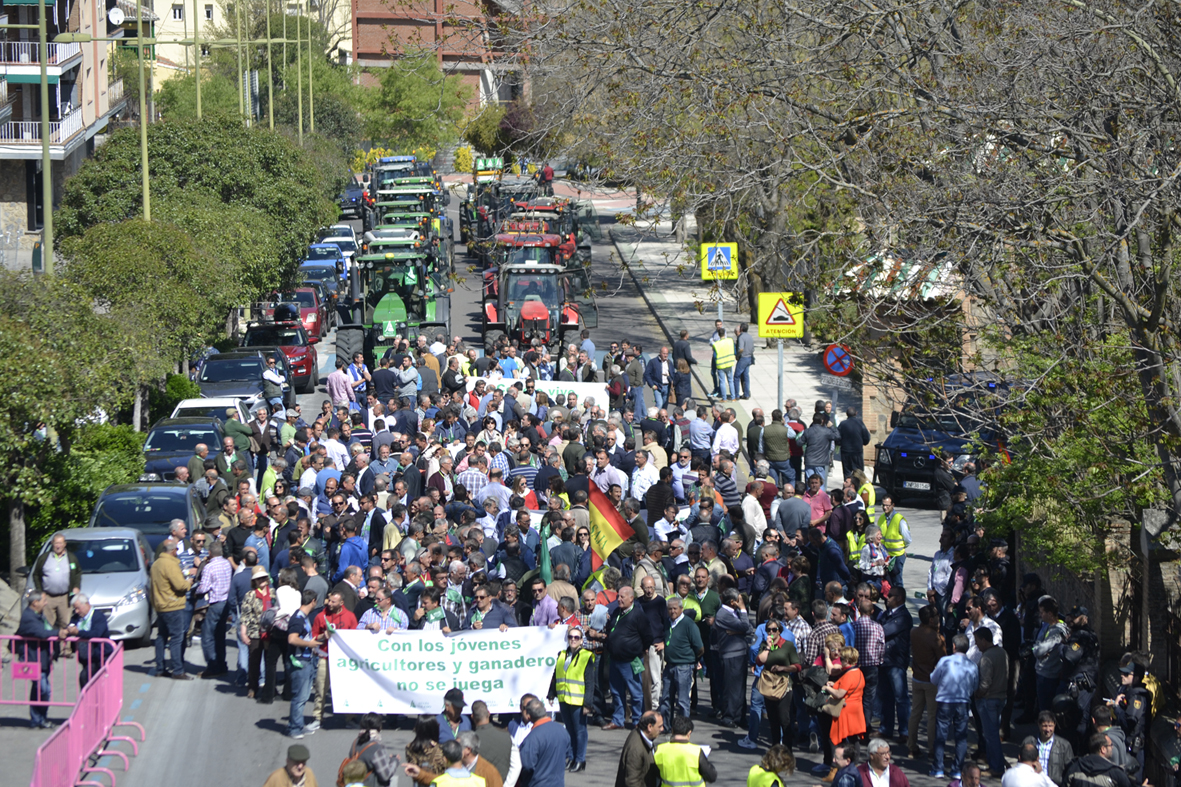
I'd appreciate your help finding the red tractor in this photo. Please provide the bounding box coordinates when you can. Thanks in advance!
[481,234,599,353]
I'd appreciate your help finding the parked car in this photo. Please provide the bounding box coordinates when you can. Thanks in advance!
[143,417,223,480]
[89,483,206,551]
[265,287,329,340]
[339,184,366,219]
[196,349,294,408]
[25,528,155,646]
[170,398,252,425]
[241,320,320,393]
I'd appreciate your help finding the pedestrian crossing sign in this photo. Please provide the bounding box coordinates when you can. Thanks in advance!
[700,243,739,280]
[757,292,804,338]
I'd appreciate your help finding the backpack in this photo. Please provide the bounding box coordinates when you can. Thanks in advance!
[259,607,289,634]
[337,741,376,787]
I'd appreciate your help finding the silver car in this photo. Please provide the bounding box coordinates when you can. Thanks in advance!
[29,528,154,646]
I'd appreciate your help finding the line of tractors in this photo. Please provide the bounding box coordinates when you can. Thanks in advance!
[337,155,603,367]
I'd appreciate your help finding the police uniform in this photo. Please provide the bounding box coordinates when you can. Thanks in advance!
[1114,680,1153,775]
[1059,621,1099,747]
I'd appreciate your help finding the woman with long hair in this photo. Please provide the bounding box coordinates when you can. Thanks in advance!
[511,474,538,509]
[755,619,803,747]
[348,712,401,786]
[405,714,446,774]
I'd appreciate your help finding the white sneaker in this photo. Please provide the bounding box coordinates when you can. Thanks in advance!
[809,732,820,753]
[305,721,320,733]
[737,737,758,750]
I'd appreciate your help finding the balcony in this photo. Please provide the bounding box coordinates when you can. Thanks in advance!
[108,77,124,105]
[0,80,9,122]
[0,41,82,65]
[0,110,85,144]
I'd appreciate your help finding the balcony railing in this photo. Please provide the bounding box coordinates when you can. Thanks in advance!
[108,78,124,104]
[0,80,7,105]
[0,110,85,144]
[0,41,82,65]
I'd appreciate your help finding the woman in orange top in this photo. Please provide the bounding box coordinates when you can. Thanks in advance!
[827,646,867,747]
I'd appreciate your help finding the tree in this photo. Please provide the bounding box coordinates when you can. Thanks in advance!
[157,72,241,119]
[359,52,470,150]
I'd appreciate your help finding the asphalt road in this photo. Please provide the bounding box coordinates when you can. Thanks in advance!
[1,202,1028,787]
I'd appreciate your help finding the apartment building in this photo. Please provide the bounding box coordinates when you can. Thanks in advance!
[0,0,132,269]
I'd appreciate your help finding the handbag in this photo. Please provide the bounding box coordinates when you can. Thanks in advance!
[756,669,791,700]
[819,694,846,718]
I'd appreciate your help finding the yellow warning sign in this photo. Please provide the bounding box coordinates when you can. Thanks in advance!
[757,292,804,338]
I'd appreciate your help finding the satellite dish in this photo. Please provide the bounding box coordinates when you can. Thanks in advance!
[108,7,125,26]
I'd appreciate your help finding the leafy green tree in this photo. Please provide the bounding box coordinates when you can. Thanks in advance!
[463,102,507,156]
[360,52,469,149]
[157,72,241,119]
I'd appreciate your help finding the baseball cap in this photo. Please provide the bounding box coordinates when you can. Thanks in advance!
[225,407,237,417]
[287,744,311,762]
[443,688,466,708]
[1067,605,1089,618]
[1119,664,1136,675]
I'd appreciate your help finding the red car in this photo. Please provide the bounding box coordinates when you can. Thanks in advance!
[264,287,329,339]
[240,321,320,394]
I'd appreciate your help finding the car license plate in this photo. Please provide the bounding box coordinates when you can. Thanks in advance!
[903,481,931,491]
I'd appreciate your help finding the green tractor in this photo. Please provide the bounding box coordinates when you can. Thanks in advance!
[336,250,453,369]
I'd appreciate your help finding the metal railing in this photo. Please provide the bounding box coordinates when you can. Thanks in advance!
[0,110,85,144]
[0,41,82,65]
[0,79,7,106]
[0,636,145,787]
[107,78,124,104]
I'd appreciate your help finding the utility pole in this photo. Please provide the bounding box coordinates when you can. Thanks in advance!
[37,0,53,268]
[235,0,244,118]
[265,0,273,128]
[295,10,303,145]
[192,0,200,117]
[306,0,313,134]
[136,0,150,220]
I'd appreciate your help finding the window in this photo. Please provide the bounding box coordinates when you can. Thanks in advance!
[205,4,213,19]
[200,45,209,56]
[171,4,183,19]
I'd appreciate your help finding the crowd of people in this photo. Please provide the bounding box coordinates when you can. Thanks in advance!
[14,326,1171,787]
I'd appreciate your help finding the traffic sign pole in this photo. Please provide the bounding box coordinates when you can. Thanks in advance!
[777,338,783,412]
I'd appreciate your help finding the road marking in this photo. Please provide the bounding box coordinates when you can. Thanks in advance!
[130,699,142,710]
[139,683,150,693]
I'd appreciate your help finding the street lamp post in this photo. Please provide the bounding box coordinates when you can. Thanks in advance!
[136,0,150,219]
[192,0,200,118]
[306,1,313,134]
[37,0,53,267]
[235,0,245,118]
[295,9,302,145]
[265,0,273,129]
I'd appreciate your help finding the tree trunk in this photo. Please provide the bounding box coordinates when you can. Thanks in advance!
[9,499,26,596]
[132,386,143,432]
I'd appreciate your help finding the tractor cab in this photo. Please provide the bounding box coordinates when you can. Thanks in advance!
[482,258,598,353]
[491,233,565,269]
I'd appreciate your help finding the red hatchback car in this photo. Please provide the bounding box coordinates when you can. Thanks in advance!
[240,321,320,394]
[265,287,329,339]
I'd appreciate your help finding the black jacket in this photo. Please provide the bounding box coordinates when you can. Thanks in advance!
[645,481,676,527]
[606,605,654,662]
[837,417,870,452]
[637,595,672,641]
[1065,754,1131,787]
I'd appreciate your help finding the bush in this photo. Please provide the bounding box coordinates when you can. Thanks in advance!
[148,373,202,423]
[454,145,474,174]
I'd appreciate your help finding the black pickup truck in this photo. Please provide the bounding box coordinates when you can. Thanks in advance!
[339,182,366,220]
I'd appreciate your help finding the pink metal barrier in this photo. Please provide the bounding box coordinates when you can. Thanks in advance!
[0,635,115,707]
[0,636,146,787]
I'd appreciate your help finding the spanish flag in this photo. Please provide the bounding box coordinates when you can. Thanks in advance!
[586,482,635,570]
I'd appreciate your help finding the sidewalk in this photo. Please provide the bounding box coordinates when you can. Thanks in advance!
[611,222,851,454]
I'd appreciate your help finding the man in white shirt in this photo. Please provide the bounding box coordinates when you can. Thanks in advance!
[321,428,350,473]
[592,448,628,495]
[928,527,955,609]
[631,450,659,502]
[711,409,740,460]
[1001,743,1057,787]
[962,595,1003,663]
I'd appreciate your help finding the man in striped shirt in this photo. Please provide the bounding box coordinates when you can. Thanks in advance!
[356,588,408,633]
[196,541,233,677]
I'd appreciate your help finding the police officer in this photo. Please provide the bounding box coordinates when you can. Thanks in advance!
[654,716,717,787]
[1110,661,1153,776]
[1058,605,1100,750]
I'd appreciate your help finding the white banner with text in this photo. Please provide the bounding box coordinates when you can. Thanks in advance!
[328,626,569,714]
[469,378,609,413]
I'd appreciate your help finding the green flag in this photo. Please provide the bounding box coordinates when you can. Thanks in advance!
[539,522,553,585]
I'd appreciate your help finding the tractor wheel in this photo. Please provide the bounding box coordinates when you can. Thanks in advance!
[485,329,506,355]
[336,324,365,369]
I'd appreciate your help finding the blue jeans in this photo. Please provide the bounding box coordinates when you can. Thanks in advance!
[888,554,907,589]
[734,357,752,398]
[746,674,766,742]
[976,697,1005,773]
[287,658,314,736]
[651,384,670,411]
[767,460,795,489]
[559,702,588,763]
[631,385,646,415]
[805,465,827,486]
[717,367,735,399]
[28,669,51,726]
[234,612,250,679]
[201,599,229,672]
[879,666,911,737]
[660,663,694,721]
[934,701,969,774]
[609,658,643,726]
[155,608,185,675]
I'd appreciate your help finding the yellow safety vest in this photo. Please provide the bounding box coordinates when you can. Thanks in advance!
[846,530,866,563]
[877,511,907,557]
[858,482,876,519]
[747,765,784,787]
[431,774,486,787]
[555,648,593,706]
[668,593,702,621]
[711,338,736,370]
[654,741,705,787]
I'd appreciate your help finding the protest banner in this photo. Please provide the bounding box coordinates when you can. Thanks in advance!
[468,378,609,412]
[328,625,569,714]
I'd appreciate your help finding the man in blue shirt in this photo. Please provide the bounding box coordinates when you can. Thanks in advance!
[929,634,979,778]
[519,697,568,787]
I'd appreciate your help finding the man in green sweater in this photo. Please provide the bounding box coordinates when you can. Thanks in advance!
[659,596,703,721]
